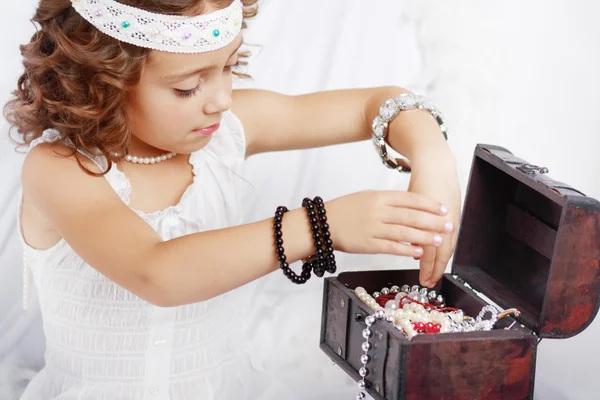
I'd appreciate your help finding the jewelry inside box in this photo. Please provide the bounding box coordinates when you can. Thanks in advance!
[354,284,521,340]
[353,283,521,400]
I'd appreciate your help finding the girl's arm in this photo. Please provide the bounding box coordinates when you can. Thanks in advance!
[233,87,460,287]
[21,144,313,306]
[23,143,451,306]
[233,87,448,161]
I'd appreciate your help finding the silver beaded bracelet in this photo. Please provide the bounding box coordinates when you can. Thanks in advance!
[372,93,448,173]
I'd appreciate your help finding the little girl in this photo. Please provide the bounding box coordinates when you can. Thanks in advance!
[5,0,461,398]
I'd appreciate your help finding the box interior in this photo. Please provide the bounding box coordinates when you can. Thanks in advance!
[452,154,563,332]
[336,269,531,340]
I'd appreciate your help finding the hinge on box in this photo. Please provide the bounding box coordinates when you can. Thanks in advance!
[504,161,549,175]
[451,274,535,335]
[516,163,549,175]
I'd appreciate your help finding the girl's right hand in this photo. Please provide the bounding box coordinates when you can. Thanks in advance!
[325,190,454,258]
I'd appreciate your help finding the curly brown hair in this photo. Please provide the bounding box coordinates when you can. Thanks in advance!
[3,0,258,175]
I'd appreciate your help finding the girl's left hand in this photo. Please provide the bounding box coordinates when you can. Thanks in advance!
[407,147,461,287]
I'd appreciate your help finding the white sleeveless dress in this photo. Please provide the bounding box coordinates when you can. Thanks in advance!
[17,111,267,400]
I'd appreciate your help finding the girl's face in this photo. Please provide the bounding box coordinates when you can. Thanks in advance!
[125,31,242,156]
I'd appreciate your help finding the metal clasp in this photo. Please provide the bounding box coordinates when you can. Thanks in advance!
[516,163,549,175]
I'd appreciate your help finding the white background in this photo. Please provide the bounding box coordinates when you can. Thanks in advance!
[1,1,599,399]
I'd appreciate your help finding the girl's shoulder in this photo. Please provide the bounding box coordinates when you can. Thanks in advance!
[20,138,112,250]
[22,136,104,187]
[21,139,109,233]
[22,129,106,177]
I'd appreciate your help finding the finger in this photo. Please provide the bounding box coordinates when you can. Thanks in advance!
[419,246,437,287]
[410,243,421,260]
[376,224,444,247]
[381,191,448,216]
[373,239,424,258]
[382,208,454,234]
[430,243,452,285]
[430,231,459,284]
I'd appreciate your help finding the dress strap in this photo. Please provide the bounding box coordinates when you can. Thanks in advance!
[27,130,109,171]
[27,130,132,204]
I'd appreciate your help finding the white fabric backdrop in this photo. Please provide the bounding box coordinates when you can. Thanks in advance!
[1,0,599,399]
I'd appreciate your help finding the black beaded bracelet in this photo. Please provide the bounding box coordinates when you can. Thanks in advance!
[313,196,336,274]
[273,206,312,285]
[301,198,325,277]
[301,197,337,277]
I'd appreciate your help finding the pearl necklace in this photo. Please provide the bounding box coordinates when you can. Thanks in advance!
[124,152,177,164]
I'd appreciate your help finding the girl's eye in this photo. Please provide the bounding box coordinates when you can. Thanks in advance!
[225,61,242,72]
[175,84,202,98]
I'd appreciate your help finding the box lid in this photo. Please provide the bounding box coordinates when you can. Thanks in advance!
[451,144,600,338]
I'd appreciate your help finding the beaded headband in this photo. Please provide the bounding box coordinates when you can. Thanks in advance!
[70,0,243,53]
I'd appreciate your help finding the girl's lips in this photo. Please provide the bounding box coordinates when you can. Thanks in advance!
[193,122,220,136]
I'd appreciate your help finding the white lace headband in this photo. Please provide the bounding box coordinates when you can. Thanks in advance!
[70,0,243,53]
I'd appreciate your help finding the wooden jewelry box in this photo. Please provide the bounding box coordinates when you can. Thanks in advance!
[320,144,600,400]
